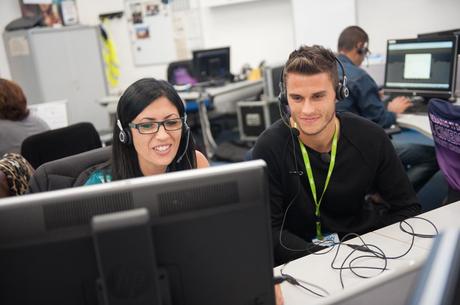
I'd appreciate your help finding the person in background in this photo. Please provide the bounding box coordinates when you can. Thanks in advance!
[85,78,209,184]
[336,26,439,192]
[252,45,420,265]
[0,78,49,156]
[0,153,34,198]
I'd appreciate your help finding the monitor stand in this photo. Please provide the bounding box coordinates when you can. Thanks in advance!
[92,208,172,305]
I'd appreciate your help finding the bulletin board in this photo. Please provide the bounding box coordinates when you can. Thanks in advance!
[125,0,177,65]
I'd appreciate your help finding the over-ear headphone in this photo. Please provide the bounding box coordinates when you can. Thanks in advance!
[278,56,349,111]
[117,119,132,145]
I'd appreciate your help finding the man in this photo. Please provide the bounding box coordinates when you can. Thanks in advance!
[336,26,439,193]
[252,45,420,265]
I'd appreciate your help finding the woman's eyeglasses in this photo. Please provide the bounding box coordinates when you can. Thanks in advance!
[128,117,184,134]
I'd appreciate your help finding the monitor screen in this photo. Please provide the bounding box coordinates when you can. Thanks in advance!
[0,160,275,305]
[263,64,284,102]
[384,37,458,97]
[192,47,231,82]
[408,228,460,305]
[167,60,198,86]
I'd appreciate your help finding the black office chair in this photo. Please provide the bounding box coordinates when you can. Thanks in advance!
[27,146,111,194]
[21,122,103,169]
[428,99,460,203]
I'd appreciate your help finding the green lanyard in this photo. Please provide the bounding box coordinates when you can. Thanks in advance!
[298,122,338,240]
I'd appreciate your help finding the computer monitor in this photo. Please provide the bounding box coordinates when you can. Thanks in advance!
[167,59,197,86]
[383,36,458,99]
[192,47,231,82]
[263,64,284,102]
[408,228,460,305]
[0,160,275,305]
[418,29,460,42]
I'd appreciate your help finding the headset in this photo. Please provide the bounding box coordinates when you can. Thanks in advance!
[356,42,370,56]
[117,113,191,163]
[278,55,349,117]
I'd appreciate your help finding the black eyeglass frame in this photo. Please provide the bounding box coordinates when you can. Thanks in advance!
[128,117,185,134]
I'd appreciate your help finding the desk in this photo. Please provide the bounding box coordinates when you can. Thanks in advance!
[372,200,460,251]
[396,99,460,139]
[277,201,460,305]
[397,114,432,139]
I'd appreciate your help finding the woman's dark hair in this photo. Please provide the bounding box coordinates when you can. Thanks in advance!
[0,78,29,121]
[111,78,197,181]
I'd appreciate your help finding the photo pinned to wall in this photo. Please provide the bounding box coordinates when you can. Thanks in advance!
[130,2,143,24]
[145,3,160,16]
[135,25,150,39]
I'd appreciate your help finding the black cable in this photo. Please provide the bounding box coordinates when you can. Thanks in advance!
[330,216,438,288]
[399,216,439,239]
[331,233,388,288]
[279,263,330,297]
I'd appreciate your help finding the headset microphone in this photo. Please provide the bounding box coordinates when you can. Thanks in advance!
[289,170,303,176]
[176,113,190,163]
[291,127,300,137]
[320,153,331,164]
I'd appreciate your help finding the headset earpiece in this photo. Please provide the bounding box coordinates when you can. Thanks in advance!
[277,69,291,121]
[335,57,349,101]
[116,119,132,145]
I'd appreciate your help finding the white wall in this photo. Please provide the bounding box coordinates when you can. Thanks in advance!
[357,0,460,55]
[292,0,356,50]
[2,0,460,88]
[0,0,21,78]
[200,0,294,71]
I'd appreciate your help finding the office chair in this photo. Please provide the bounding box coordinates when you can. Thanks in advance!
[428,98,460,203]
[27,146,111,193]
[21,122,103,169]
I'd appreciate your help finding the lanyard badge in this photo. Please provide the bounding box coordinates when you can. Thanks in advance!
[298,121,338,240]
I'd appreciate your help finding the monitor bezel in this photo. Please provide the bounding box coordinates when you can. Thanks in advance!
[383,36,458,98]
[192,46,231,82]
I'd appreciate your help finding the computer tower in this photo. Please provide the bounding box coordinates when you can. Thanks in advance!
[236,100,280,141]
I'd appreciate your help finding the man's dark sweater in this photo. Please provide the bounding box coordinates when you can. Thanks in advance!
[252,112,421,265]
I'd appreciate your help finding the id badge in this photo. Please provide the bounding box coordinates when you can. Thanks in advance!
[312,232,339,247]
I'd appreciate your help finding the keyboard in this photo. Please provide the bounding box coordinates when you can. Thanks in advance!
[404,96,428,114]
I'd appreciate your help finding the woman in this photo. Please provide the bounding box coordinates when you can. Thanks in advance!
[0,78,50,156]
[85,78,208,184]
[0,153,34,197]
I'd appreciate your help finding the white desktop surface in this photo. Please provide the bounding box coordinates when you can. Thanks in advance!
[276,232,428,305]
[397,114,432,139]
[277,201,460,305]
[372,201,460,251]
[396,98,460,139]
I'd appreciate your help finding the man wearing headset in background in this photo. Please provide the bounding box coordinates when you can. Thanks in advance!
[252,45,420,265]
[336,26,439,193]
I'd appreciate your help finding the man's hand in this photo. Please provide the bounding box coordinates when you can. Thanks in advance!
[387,96,412,114]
